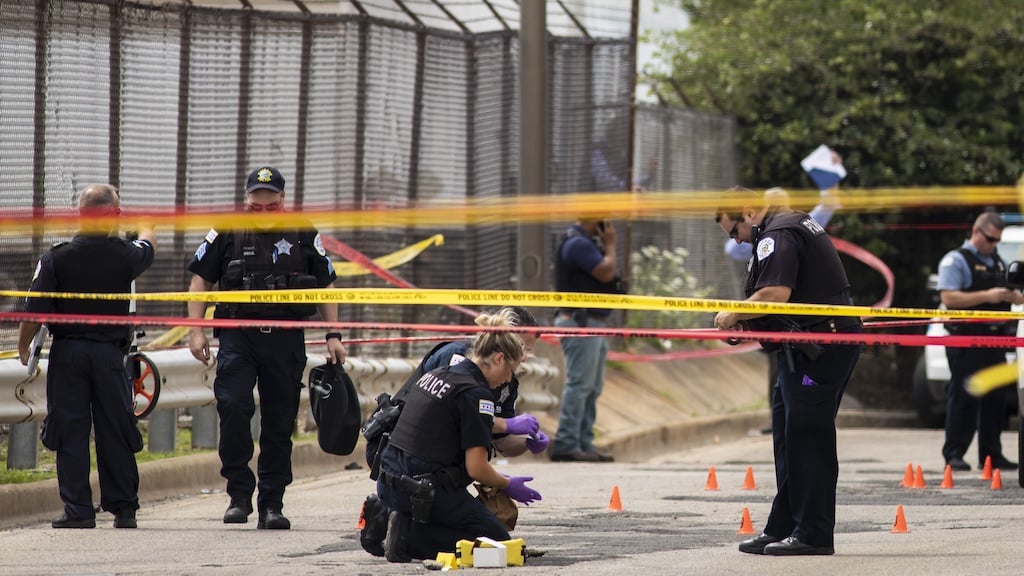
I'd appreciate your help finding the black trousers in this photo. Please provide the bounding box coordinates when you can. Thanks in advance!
[942,346,1008,466]
[763,338,861,548]
[213,328,305,512]
[377,444,510,560]
[42,339,142,519]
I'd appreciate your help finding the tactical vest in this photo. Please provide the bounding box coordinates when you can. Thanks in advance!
[745,210,851,334]
[945,248,1013,336]
[217,230,318,320]
[47,237,134,343]
[555,228,624,316]
[388,364,485,466]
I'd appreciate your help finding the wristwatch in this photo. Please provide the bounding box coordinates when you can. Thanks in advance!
[325,332,343,342]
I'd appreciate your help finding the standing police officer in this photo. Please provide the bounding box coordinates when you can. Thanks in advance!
[936,211,1021,472]
[186,166,345,530]
[374,309,542,563]
[17,184,156,529]
[714,188,861,556]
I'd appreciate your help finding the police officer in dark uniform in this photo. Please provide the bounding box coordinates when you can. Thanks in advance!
[186,166,346,530]
[936,211,1022,472]
[417,307,548,458]
[714,188,861,556]
[374,309,542,563]
[17,184,156,529]
[358,307,548,557]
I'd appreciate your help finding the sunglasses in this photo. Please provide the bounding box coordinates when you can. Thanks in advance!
[728,215,745,239]
[248,201,282,212]
[978,229,1001,243]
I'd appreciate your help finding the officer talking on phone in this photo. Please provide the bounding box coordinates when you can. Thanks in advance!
[550,217,623,462]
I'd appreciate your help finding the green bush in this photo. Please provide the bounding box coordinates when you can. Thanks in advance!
[627,245,714,350]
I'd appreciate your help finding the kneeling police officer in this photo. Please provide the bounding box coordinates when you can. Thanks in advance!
[358,306,548,555]
[373,309,542,563]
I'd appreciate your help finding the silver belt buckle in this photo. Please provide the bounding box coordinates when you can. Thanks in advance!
[259,326,272,334]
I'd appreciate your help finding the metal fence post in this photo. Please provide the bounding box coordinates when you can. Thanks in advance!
[6,422,40,470]
[190,405,218,449]
[147,408,177,453]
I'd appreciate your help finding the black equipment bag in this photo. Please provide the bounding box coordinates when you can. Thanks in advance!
[308,363,362,455]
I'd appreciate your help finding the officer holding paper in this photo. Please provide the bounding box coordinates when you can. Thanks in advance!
[725,145,844,262]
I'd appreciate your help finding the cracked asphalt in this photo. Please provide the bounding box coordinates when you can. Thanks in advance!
[2,427,1023,575]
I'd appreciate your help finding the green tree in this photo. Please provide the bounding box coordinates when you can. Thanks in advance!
[649,0,1024,308]
[648,1,1024,402]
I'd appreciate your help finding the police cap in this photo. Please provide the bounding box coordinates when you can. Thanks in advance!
[245,166,286,194]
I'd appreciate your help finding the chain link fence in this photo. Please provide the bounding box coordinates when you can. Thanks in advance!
[0,0,737,357]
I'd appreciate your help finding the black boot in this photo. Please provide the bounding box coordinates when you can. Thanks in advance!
[383,511,412,563]
[358,494,388,557]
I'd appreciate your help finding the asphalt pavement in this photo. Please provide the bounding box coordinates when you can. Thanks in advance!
[2,426,1023,575]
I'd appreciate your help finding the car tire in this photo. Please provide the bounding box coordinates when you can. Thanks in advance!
[912,354,946,429]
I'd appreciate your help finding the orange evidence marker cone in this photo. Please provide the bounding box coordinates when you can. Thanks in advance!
[980,456,993,480]
[742,466,757,490]
[608,485,624,511]
[901,463,914,488]
[912,465,926,489]
[940,464,954,489]
[891,505,910,533]
[356,501,366,530]
[737,507,755,535]
[704,466,719,491]
[991,468,1003,490]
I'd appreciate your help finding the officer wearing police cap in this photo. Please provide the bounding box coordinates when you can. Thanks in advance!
[714,187,861,556]
[17,184,156,529]
[186,166,345,530]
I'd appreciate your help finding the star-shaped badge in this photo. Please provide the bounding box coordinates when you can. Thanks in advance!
[274,238,293,256]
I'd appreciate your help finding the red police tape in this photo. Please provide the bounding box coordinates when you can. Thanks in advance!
[607,236,897,362]
[2,311,1020,350]
[319,235,480,319]
[831,237,894,308]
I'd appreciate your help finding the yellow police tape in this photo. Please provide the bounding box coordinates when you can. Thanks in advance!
[331,234,443,277]
[966,363,1020,398]
[4,287,1024,321]
[0,187,1018,234]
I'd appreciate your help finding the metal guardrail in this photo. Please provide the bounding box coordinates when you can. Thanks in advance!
[0,348,562,425]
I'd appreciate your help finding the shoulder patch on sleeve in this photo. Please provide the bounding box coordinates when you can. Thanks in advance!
[193,242,208,261]
[31,260,42,282]
[448,353,466,367]
[478,399,495,417]
[938,254,955,269]
[205,228,218,244]
[756,237,776,261]
[313,233,326,256]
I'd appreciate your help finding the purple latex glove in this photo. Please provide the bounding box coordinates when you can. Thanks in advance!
[502,475,542,505]
[525,431,550,454]
[504,414,539,436]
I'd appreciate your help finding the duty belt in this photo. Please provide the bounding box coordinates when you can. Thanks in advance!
[379,469,462,492]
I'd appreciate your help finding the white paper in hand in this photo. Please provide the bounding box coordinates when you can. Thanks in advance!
[800,144,846,190]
